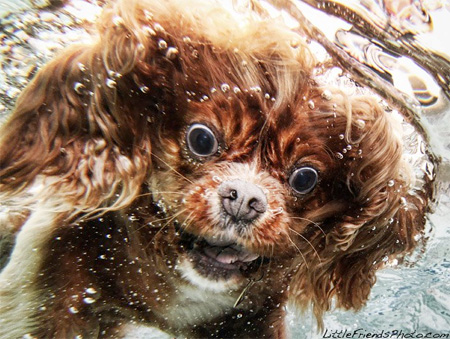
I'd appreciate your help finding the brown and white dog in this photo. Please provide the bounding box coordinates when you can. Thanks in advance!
[0,0,431,338]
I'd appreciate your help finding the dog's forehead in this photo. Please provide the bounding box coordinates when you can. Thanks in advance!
[177,89,335,172]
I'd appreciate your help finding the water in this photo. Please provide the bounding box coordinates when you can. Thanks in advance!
[0,0,449,338]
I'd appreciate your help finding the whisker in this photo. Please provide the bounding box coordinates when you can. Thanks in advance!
[288,216,326,237]
[289,228,321,262]
[258,108,274,143]
[144,208,188,235]
[151,152,194,185]
[162,209,188,230]
[143,209,189,251]
[177,211,195,234]
[137,191,187,198]
[135,210,187,232]
[286,234,309,270]
[266,243,274,272]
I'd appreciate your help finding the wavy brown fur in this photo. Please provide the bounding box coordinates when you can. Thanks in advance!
[0,0,432,338]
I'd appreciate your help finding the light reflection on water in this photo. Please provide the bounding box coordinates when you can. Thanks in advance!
[0,0,449,338]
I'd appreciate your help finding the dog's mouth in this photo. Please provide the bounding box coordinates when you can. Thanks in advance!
[178,230,263,281]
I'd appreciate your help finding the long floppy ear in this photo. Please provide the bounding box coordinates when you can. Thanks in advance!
[288,94,432,327]
[0,1,183,213]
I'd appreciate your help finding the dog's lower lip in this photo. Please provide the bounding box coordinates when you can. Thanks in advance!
[201,243,260,265]
[179,232,260,270]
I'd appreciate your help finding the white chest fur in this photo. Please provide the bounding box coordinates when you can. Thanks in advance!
[164,283,236,328]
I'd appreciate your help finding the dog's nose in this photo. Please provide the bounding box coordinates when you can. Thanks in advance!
[218,180,267,222]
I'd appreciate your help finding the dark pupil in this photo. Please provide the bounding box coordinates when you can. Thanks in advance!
[189,128,214,155]
[291,169,317,192]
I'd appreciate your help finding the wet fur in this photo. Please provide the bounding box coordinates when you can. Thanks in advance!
[0,0,431,338]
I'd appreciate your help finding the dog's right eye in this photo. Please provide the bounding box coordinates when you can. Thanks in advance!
[289,167,318,195]
[186,124,219,157]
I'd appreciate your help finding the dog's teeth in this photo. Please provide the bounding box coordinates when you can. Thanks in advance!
[239,252,260,263]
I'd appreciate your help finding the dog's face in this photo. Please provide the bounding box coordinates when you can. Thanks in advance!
[144,78,383,292]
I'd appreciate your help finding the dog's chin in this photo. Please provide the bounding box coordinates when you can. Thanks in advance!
[176,232,261,291]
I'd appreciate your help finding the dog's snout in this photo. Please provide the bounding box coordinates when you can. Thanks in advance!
[218,180,267,221]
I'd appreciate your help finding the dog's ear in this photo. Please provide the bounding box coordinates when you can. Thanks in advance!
[289,95,430,327]
[0,3,181,211]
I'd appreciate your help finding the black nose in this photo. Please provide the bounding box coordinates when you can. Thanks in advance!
[218,180,267,222]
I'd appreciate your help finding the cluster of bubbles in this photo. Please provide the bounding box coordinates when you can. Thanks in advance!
[0,0,100,119]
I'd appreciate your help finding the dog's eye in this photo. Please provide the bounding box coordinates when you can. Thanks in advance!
[186,124,218,157]
[289,167,318,194]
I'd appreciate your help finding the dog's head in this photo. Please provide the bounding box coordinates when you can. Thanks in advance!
[0,0,430,324]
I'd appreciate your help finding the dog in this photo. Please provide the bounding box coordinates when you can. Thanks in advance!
[0,0,432,337]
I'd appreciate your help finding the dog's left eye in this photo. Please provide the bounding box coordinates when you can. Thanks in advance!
[186,124,219,157]
[289,167,318,194]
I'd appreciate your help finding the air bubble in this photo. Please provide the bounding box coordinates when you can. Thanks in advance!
[158,39,168,50]
[140,85,149,93]
[321,89,332,100]
[272,207,284,216]
[106,78,117,88]
[77,62,86,72]
[142,25,156,36]
[356,119,366,129]
[212,176,223,183]
[68,306,79,314]
[338,134,344,140]
[73,82,85,94]
[335,152,344,159]
[143,9,153,20]
[85,287,97,294]
[166,47,179,59]
[290,40,300,48]
[307,100,315,109]
[153,23,164,32]
[233,86,241,94]
[83,297,96,304]
[112,15,124,27]
[387,180,395,187]
[221,83,230,92]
